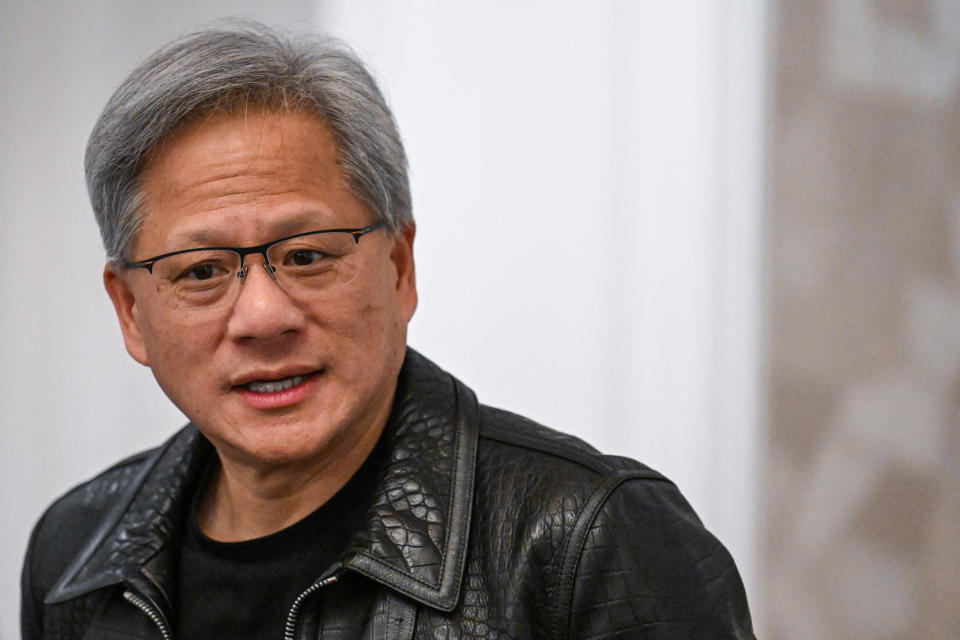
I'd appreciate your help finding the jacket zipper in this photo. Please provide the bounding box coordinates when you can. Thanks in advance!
[284,573,340,640]
[123,590,173,640]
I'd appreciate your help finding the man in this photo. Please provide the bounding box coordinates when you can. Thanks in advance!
[21,22,753,639]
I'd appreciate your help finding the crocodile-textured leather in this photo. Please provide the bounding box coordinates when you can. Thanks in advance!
[22,349,753,639]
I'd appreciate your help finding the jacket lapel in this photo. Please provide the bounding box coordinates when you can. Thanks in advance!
[46,426,212,608]
[339,349,479,611]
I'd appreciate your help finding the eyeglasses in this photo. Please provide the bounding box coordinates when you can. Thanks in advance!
[122,223,384,310]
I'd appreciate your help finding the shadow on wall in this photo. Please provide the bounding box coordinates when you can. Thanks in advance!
[766,1,960,639]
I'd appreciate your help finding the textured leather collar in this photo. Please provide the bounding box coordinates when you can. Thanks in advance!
[47,349,479,614]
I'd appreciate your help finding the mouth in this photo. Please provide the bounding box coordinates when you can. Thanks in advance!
[233,369,323,397]
[232,369,323,410]
[242,372,315,394]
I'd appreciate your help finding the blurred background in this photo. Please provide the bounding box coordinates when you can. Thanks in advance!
[1,1,958,638]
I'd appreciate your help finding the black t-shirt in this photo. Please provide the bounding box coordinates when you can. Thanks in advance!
[175,448,381,640]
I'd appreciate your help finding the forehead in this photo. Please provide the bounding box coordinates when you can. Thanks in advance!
[133,109,368,253]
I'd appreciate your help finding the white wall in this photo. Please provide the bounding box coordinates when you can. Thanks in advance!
[0,2,766,637]
[319,0,767,618]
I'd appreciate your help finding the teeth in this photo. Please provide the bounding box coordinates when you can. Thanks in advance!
[245,374,307,393]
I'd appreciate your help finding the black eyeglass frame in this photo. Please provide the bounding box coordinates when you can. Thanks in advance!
[121,222,385,278]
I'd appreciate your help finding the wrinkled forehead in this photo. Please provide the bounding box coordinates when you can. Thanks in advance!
[130,109,370,255]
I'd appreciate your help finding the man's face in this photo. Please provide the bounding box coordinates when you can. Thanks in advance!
[104,110,417,471]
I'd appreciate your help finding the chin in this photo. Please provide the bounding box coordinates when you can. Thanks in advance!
[202,417,335,468]
[238,437,331,469]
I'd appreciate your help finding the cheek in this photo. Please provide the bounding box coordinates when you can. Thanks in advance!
[314,297,389,345]
[355,285,405,341]
[321,271,399,332]
[139,309,221,372]
[314,285,407,371]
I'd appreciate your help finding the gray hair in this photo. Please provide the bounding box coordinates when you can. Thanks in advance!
[85,21,411,260]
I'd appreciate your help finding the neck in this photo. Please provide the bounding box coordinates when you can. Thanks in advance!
[196,417,385,542]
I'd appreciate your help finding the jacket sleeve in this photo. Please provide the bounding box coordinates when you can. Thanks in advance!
[21,510,47,640]
[562,474,754,639]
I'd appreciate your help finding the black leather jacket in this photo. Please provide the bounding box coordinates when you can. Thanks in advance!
[22,350,753,639]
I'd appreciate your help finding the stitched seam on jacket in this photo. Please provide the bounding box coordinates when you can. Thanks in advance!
[551,471,662,640]
[479,421,668,483]
[436,376,461,590]
[480,428,607,472]
[343,554,446,611]
[440,377,477,603]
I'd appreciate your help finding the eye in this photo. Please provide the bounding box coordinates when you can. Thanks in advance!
[291,249,325,266]
[186,263,219,280]
[172,259,232,283]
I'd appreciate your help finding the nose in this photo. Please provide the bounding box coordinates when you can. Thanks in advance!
[225,256,307,342]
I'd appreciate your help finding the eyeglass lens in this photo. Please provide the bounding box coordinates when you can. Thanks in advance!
[149,231,364,310]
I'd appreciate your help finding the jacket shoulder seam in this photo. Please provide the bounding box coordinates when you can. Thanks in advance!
[550,470,660,640]
[479,419,667,481]
[479,421,609,472]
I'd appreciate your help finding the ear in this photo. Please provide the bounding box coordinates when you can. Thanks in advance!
[103,264,151,366]
[390,223,418,322]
